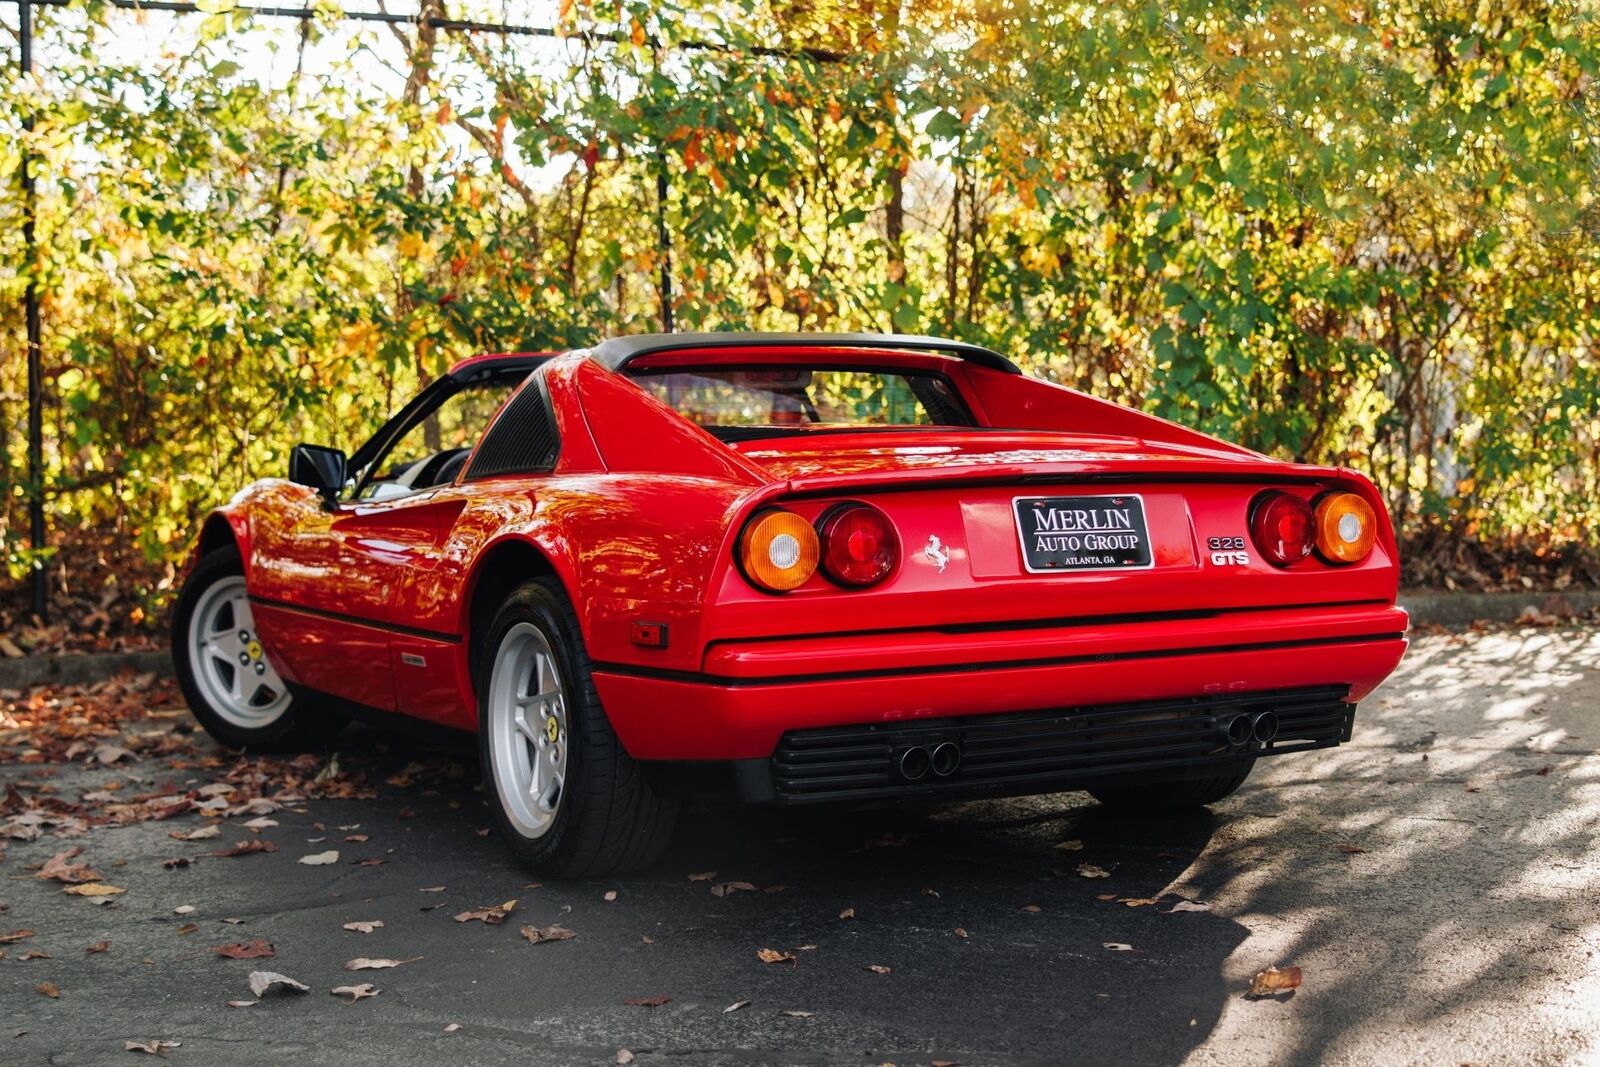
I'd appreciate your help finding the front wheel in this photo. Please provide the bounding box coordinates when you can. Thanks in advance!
[1087,760,1255,812]
[172,546,342,751]
[477,578,676,878]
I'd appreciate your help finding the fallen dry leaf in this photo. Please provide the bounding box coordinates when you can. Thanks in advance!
[1054,839,1084,851]
[1103,942,1134,952]
[37,981,60,999]
[331,983,380,1003]
[216,940,274,960]
[344,834,368,843]
[623,995,671,1007]
[616,1051,635,1065]
[1337,843,1367,854]
[63,883,124,896]
[603,890,618,902]
[724,1000,750,1013]
[1247,965,1303,998]
[248,971,309,997]
[0,930,36,944]
[711,881,757,897]
[172,825,219,841]
[226,1000,256,1008]
[298,850,339,866]
[86,941,110,954]
[687,871,716,882]
[20,949,51,960]
[443,1023,462,1033]
[344,957,421,971]
[954,927,968,939]
[38,846,99,884]
[1022,904,1042,913]
[176,923,199,935]
[455,899,516,925]
[173,825,219,842]
[838,907,855,920]
[1169,900,1211,914]
[781,1010,814,1018]
[173,905,196,916]
[124,1040,180,1055]
[242,817,278,831]
[343,921,383,934]
[1121,897,1161,908]
[418,886,446,893]
[206,840,277,858]
[520,924,575,945]
[866,964,892,975]
[757,948,796,965]
[1076,864,1110,879]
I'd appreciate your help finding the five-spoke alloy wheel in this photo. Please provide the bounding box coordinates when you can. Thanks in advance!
[173,545,341,751]
[477,578,677,877]
[486,622,569,838]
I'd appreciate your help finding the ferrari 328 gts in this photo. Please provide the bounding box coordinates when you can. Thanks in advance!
[173,333,1408,875]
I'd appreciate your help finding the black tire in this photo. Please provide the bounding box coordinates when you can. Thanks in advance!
[172,545,343,752]
[1087,760,1255,811]
[476,577,677,878]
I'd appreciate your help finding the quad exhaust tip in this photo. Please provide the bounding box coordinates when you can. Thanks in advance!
[1251,711,1279,744]
[1219,712,1279,748]
[899,746,932,781]
[930,742,962,777]
[898,742,963,781]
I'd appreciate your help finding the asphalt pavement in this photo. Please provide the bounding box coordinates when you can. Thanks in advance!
[3,627,1598,1066]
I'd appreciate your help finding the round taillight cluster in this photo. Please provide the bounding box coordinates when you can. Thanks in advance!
[819,504,899,586]
[1250,489,1377,567]
[738,502,900,593]
[1249,492,1316,566]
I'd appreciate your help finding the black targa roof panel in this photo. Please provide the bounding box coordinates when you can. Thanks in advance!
[587,332,1023,376]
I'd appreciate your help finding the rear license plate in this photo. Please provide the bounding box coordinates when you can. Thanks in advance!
[1012,494,1154,574]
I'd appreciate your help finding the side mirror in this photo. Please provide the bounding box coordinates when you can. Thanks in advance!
[288,444,347,502]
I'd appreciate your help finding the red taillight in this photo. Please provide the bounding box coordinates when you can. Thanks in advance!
[1249,491,1315,567]
[818,503,899,587]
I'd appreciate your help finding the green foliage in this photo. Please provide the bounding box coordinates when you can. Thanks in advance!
[2,0,1598,565]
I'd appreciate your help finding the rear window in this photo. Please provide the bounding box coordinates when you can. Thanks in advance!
[632,367,974,436]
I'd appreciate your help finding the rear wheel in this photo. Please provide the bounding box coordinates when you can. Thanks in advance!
[1087,760,1255,811]
[477,578,676,878]
[173,546,342,751]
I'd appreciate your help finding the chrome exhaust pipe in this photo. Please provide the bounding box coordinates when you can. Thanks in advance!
[930,742,962,777]
[1221,715,1252,747]
[1251,712,1279,745]
[899,746,932,781]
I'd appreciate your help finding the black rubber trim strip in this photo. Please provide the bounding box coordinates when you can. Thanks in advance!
[592,630,1407,688]
[588,331,1022,375]
[249,595,461,644]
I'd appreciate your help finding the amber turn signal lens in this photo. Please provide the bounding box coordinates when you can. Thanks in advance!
[739,509,820,592]
[1314,492,1377,564]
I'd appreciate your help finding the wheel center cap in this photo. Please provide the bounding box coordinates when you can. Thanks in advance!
[545,716,560,743]
[246,640,263,661]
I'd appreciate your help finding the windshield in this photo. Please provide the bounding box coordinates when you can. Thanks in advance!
[632,367,974,437]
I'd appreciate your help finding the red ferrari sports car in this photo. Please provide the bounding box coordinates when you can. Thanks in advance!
[174,332,1408,875]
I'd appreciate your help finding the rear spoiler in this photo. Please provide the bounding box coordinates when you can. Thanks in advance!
[588,332,1023,376]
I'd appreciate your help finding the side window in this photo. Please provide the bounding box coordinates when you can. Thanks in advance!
[352,380,518,501]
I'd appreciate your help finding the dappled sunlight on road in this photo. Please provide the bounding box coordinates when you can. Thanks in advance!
[1177,627,1600,1066]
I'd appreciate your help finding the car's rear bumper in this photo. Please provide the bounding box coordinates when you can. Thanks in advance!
[593,602,1408,763]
